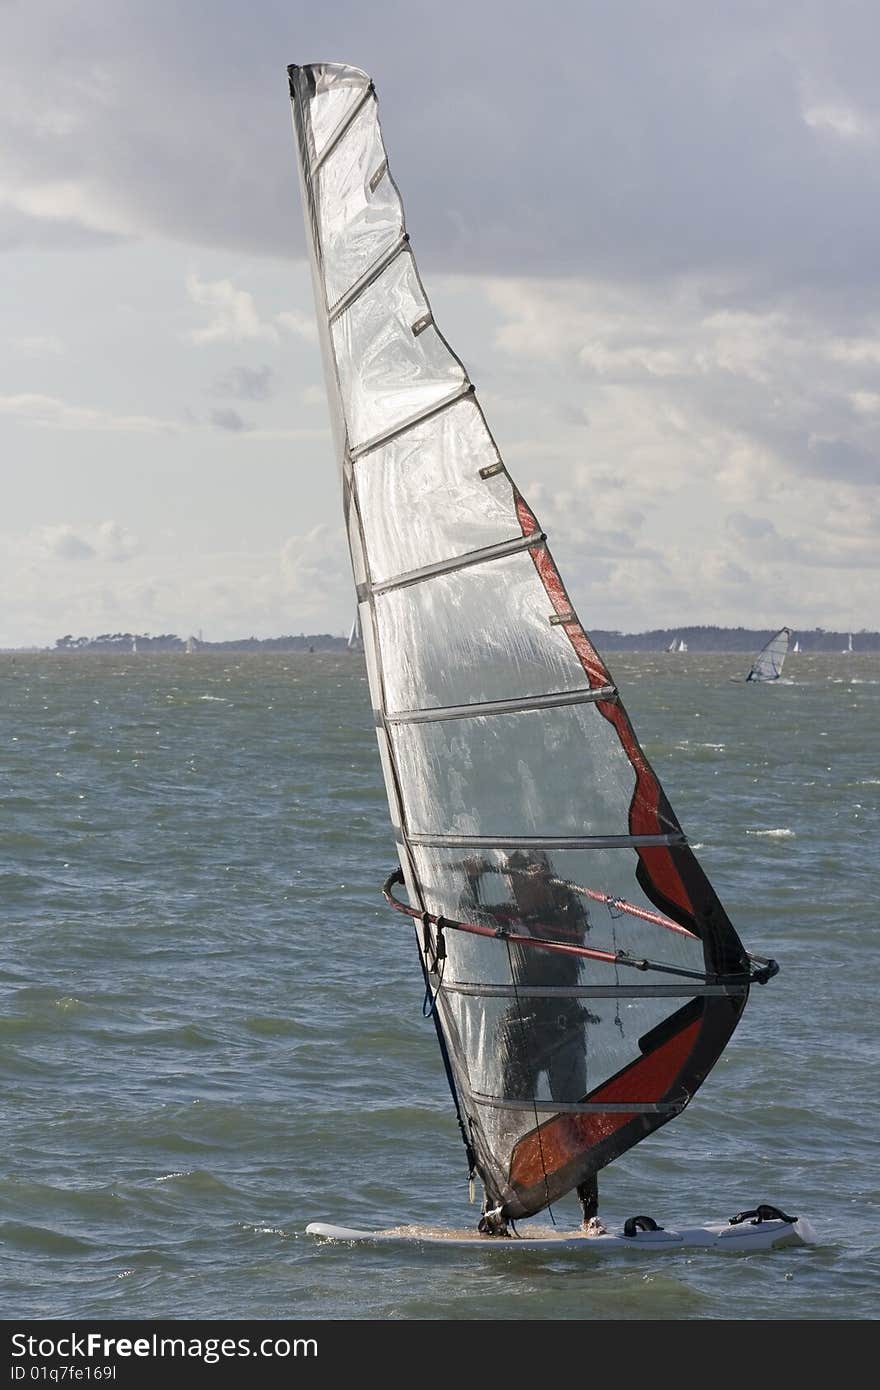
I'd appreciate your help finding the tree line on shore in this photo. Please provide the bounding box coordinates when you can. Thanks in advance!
[46,626,879,654]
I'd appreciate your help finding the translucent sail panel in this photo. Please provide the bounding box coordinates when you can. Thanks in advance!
[355,398,521,582]
[412,844,705,976]
[439,984,698,1107]
[375,554,593,712]
[306,64,371,163]
[433,970,731,1217]
[316,97,404,309]
[331,251,467,452]
[749,628,789,681]
[390,703,640,838]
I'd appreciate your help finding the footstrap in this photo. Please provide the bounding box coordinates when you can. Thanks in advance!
[623,1215,664,1237]
[729,1203,797,1226]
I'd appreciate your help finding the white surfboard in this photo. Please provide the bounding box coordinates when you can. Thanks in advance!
[306,1215,816,1253]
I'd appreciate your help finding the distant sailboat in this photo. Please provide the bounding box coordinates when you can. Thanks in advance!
[347,610,363,650]
[735,627,791,683]
[792,640,800,653]
[185,635,197,654]
[842,633,854,654]
[678,639,688,652]
[666,638,678,652]
[131,636,138,654]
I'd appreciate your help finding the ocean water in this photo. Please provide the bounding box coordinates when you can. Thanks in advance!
[0,649,877,1321]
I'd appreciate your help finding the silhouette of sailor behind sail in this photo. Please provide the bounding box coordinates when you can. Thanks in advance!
[461,851,603,1232]
[498,850,595,1103]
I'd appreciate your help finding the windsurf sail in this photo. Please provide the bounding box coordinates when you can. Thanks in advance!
[745,628,790,682]
[288,63,777,1222]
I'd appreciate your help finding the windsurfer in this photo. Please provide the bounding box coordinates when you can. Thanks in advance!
[463,851,604,1235]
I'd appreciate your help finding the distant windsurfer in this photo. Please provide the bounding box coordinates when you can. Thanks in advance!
[461,851,604,1236]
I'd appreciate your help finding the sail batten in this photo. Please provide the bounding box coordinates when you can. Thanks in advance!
[366,532,545,596]
[328,232,409,322]
[349,383,475,460]
[384,685,618,724]
[402,833,688,849]
[470,1097,683,1115]
[289,61,761,1223]
[444,982,746,998]
[309,83,375,175]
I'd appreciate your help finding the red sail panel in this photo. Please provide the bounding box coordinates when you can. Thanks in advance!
[508,1017,702,1191]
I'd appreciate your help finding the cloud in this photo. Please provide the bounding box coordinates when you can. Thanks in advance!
[805,436,877,484]
[186,273,278,344]
[0,1,876,293]
[280,523,352,620]
[12,335,65,358]
[2,3,879,640]
[39,526,95,562]
[0,393,178,432]
[28,520,138,564]
[210,406,252,432]
[802,104,875,141]
[276,309,317,341]
[466,268,880,627]
[0,176,138,240]
[212,364,275,400]
[186,274,317,345]
[725,512,778,543]
[301,384,327,405]
[94,520,138,561]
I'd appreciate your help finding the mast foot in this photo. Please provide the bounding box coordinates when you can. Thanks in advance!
[477,1207,510,1237]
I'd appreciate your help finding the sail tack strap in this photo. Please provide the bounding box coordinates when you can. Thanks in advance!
[382,686,618,724]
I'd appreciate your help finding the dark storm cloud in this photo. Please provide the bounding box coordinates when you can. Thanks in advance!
[3,0,879,293]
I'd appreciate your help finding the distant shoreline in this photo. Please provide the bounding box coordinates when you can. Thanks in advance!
[3,626,878,655]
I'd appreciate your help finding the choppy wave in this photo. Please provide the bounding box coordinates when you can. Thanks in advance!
[745,827,796,839]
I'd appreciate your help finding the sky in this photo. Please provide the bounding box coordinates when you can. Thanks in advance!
[2,0,878,646]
